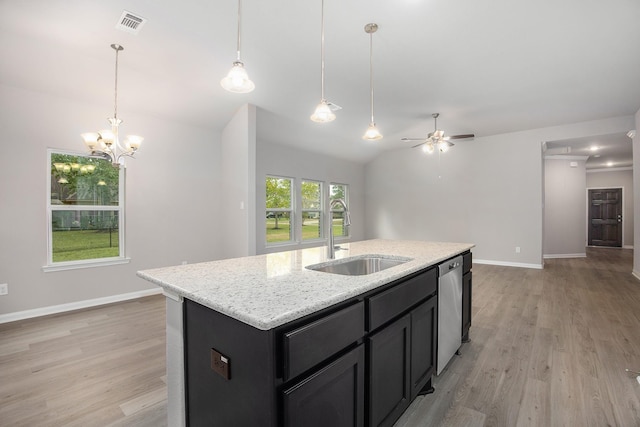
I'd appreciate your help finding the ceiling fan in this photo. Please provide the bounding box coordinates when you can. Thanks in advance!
[401,113,474,154]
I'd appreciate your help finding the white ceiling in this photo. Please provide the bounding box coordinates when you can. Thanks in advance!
[2,0,639,164]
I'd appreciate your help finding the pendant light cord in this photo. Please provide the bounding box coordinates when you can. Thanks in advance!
[236,0,242,61]
[369,31,374,123]
[320,0,326,100]
[113,47,119,119]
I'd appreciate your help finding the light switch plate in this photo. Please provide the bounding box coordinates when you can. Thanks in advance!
[0,283,7,295]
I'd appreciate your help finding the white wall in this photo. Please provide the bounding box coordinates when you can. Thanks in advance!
[365,116,635,268]
[255,132,365,255]
[634,108,640,277]
[221,104,257,258]
[0,84,222,316]
[544,157,587,257]
[586,168,634,248]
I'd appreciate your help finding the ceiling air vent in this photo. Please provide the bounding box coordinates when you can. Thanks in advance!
[115,10,147,35]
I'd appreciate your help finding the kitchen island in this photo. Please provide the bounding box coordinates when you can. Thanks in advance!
[138,239,474,427]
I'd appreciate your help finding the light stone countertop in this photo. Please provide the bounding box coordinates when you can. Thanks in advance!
[137,239,474,330]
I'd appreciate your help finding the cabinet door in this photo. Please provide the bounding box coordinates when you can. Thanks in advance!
[283,345,365,427]
[410,296,437,400]
[462,271,472,342]
[368,314,411,427]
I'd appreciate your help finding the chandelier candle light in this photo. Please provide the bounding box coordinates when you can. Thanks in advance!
[81,44,143,167]
[363,23,382,140]
[221,0,255,93]
[310,0,336,123]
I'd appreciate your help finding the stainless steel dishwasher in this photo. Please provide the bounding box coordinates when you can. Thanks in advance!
[437,255,463,375]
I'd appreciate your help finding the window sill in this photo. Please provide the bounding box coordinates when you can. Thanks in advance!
[42,257,131,273]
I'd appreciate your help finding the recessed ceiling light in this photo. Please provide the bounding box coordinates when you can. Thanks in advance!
[593,154,601,158]
[589,146,598,151]
[606,162,614,167]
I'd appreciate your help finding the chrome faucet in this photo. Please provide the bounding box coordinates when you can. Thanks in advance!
[328,198,351,259]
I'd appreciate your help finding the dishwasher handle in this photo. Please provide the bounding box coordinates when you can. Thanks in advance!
[439,256,463,276]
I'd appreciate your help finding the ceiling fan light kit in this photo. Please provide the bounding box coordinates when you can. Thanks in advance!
[402,113,474,154]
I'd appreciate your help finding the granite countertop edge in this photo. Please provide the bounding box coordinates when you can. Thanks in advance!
[137,239,474,330]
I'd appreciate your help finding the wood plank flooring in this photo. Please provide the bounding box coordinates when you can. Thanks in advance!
[1,247,639,426]
[396,247,640,427]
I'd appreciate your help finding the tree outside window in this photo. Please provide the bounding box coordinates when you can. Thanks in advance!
[301,180,322,241]
[266,176,293,244]
[330,183,349,238]
[47,150,124,265]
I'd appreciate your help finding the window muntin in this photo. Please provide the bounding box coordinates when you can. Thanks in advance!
[47,150,124,266]
[266,176,293,244]
[301,180,323,241]
[330,183,349,238]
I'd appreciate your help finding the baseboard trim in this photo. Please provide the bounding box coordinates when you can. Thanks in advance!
[623,245,634,250]
[543,253,587,259]
[473,259,543,270]
[632,270,640,282]
[0,288,162,324]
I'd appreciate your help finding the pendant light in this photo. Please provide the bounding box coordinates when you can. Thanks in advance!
[81,44,143,167]
[362,23,382,140]
[221,0,255,93]
[310,0,335,123]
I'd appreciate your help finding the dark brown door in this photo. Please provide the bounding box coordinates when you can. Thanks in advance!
[588,188,622,247]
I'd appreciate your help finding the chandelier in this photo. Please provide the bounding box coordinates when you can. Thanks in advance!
[81,44,143,167]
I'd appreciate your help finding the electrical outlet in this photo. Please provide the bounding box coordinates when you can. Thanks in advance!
[211,348,230,380]
[515,247,521,254]
[0,283,8,295]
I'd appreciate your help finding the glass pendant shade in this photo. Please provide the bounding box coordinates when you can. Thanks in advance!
[310,100,336,123]
[125,135,144,151]
[438,141,450,152]
[363,122,383,140]
[221,61,255,93]
[81,133,100,150]
[423,143,435,154]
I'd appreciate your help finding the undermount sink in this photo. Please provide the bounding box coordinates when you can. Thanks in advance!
[307,255,412,276]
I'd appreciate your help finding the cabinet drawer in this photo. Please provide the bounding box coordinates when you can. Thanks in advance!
[463,252,472,274]
[367,268,437,332]
[283,301,365,381]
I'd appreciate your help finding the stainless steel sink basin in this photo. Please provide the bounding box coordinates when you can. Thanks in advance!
[307,255,412,276]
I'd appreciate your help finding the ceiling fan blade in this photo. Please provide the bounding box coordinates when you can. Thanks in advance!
[411,142,426,148]
[447,134,475,140]
[401,137,428,141]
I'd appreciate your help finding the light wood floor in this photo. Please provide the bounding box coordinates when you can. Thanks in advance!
[1,248,639,426]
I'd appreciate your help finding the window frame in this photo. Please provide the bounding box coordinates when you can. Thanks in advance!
[43,148,129,272]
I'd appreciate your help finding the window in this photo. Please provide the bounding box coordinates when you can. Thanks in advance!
[266,176,293,244]
[330,183,349,238]
[265,177,349,247]
[301,180,323,241]
[46,150,126,270]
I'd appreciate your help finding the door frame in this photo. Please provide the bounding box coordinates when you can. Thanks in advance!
[585,186,625,248]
